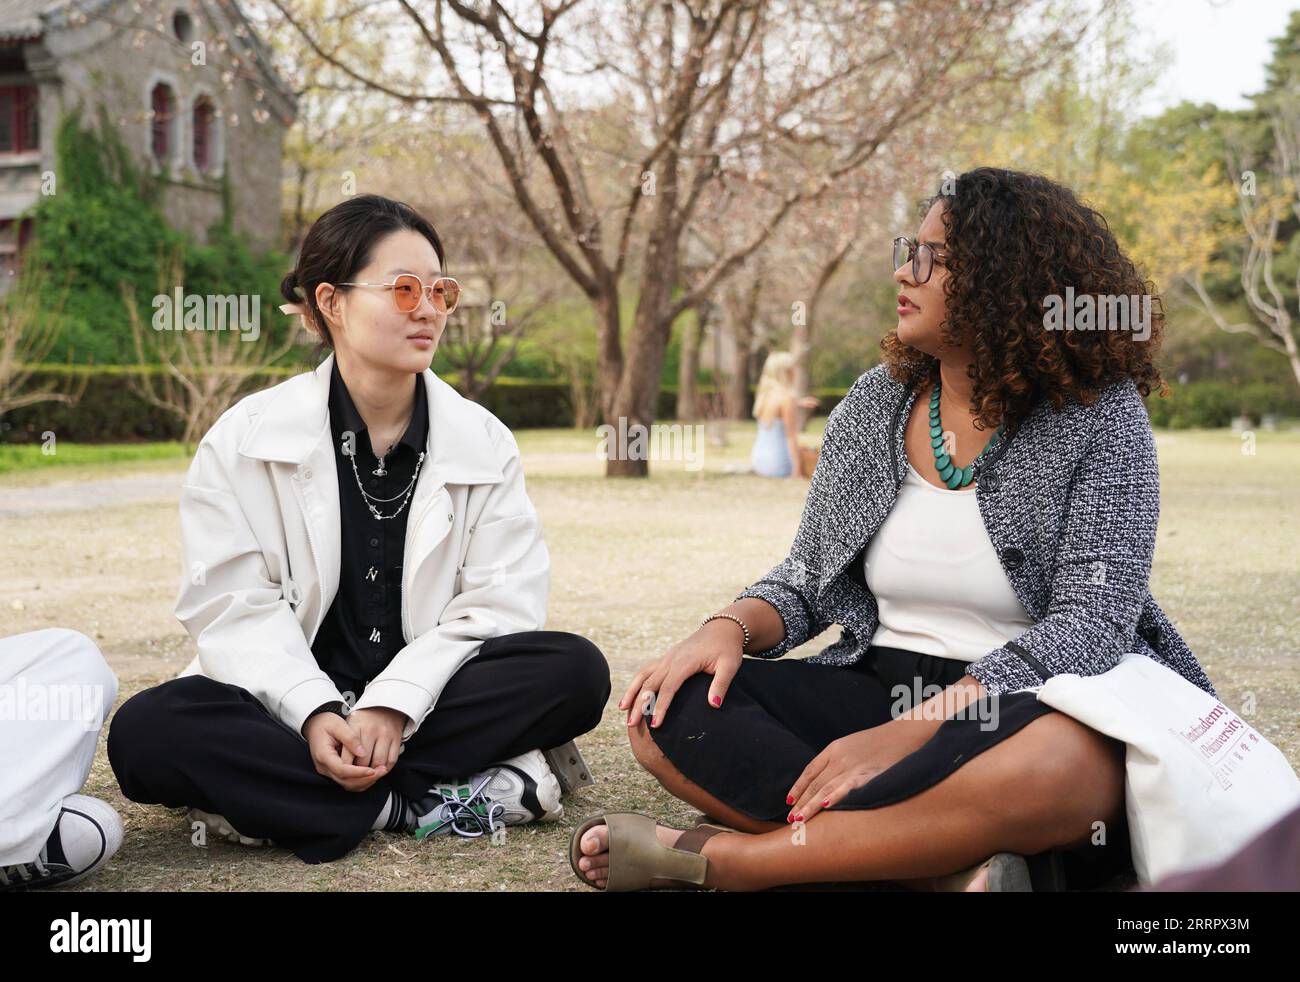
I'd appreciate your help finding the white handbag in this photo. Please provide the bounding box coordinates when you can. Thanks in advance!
[1031,652,1300,886]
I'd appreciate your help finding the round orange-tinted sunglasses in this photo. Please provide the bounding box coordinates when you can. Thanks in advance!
[338,273,461,314]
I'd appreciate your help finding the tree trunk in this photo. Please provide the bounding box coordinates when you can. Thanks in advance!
[791,296,816,432]
[605,288,678,477]
[595,285,651,477]
[794,235,854,429]
[676,302,706,421]
[723,271,762,420]
[602,151,688,476]
[726,319,753,419]
[792,306,811,423]
[594,289,624,425]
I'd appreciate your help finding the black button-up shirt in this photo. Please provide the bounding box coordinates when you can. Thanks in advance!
[310,359,428,708]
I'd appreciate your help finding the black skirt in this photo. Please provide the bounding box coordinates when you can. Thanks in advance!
[645,644,1134,887]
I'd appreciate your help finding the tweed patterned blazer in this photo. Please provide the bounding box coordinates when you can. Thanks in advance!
[734,363,1216,698]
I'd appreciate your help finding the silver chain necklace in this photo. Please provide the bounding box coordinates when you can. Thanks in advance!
[345,444,426,520]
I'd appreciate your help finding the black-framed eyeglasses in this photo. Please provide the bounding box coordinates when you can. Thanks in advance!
[893,236,947,285]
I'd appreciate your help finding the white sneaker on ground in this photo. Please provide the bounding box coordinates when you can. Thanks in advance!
[0,794,123,890]
[186,808,271,847]
[412,748,563,839]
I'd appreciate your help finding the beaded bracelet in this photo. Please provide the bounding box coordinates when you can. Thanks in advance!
[700,612,751,652]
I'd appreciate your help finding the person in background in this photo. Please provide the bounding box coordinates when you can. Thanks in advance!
[750,351,820,478]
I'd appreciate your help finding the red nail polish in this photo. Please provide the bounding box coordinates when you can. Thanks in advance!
[786,814,793,823]
[786,794,794,805]
[821,800,830,808]
[651,717,659,727]
[794,813,804,822]
[711,695,721,707]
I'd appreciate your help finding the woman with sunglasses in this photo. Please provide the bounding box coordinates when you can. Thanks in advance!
[108,194,609,863]
[570,167,1216,891]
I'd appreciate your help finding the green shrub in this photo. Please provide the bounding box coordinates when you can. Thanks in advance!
[1143,381,1300,428]
[21,103,296,366]
[0,365,849,442]
[13,368,1294,443]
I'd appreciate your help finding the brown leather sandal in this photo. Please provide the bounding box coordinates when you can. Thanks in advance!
[569,812,730,891]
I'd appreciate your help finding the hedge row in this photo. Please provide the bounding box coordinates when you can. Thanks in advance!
[0,366,297,444]
[0,367,1294,443]
[1141,381,1300,429]
[0,366,838,442]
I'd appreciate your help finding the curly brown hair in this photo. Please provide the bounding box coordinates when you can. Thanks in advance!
[880,166,1170,434]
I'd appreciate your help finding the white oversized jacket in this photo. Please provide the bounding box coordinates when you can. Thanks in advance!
[173,352,549,741]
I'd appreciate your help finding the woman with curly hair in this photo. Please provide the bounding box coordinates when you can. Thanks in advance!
[569,166,1216,891]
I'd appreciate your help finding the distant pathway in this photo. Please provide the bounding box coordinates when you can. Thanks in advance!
[0,451,613,518]
[0,471,185,518]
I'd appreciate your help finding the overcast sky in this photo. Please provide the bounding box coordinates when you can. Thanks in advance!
[1135,0,1297,115]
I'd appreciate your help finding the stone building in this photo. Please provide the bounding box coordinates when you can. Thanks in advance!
[0,0,295,281]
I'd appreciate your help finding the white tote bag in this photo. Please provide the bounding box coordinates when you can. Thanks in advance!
[1032,652,1300,886]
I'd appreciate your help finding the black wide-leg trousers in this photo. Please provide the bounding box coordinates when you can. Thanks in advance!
[107,630,610,864]
[646,645,1135,889]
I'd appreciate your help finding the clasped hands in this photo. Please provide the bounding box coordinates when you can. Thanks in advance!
[303,705,409,792]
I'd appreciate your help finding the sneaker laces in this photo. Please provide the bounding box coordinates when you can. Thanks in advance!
[413,772,507,840]
[0,856,48,887]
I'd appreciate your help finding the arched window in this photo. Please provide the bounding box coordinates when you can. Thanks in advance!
[173,11,194,43]
[150,82,176,162]
[193,95,215,173]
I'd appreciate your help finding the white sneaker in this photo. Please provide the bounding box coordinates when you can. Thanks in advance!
[412,748,563,839]
[0,794,123,890]
[186,808,271,847]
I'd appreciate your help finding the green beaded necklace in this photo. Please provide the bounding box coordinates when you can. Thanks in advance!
[928,377,1005,490]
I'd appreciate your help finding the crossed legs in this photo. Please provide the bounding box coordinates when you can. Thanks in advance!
[575,709,1125,891]
[110,630,610,864]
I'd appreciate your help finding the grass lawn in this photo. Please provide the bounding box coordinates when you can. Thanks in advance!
[0,442,192,484]
[0,422,1295,890]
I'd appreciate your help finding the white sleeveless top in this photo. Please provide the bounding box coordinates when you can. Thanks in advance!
[864,461,1033,661]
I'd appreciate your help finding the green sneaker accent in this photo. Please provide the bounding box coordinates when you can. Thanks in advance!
[411,773,505,839]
